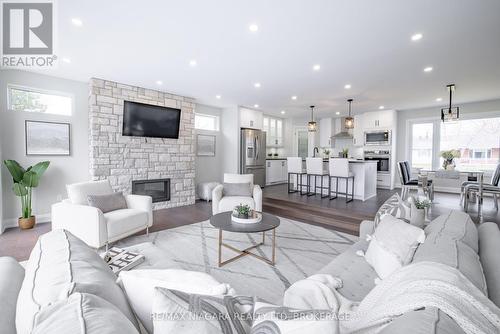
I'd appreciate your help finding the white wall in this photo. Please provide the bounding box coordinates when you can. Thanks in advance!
[0,70,89,231]
[221,106,240,176]
[195,104,224,187]
[395,98,500,166]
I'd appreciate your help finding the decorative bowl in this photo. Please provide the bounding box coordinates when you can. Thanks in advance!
[231,210,262,224]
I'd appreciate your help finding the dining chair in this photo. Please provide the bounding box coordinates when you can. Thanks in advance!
[397,161,434,200]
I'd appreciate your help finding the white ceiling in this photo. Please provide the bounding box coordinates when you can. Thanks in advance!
[34,0,500,118]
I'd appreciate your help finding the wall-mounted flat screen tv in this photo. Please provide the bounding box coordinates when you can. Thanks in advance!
[122,101,181,139]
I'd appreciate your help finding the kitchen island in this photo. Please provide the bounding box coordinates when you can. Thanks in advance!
[292,159,377,201]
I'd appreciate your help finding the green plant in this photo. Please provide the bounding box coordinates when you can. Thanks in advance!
[323,148,331,156]
[234,203,251,217]
[342,148,349,157]
[3,160,50,218]
[440,149,461,160]
[411,196,432,209]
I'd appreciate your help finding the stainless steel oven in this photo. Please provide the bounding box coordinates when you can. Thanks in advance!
[364,150,390,174]
[364,130,391,146]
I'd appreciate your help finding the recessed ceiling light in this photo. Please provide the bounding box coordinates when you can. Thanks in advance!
[189,60,197,67]
[249,24,259,32]
[423,66,433,72]
[411,33,423,41]
[215,95,221,99]
[335,111,340,115]
[62,58,71,63]
[156,80,163,85]
[344,84,351,89]
[379,105,385,110]
[254,104,259,108]
[291,95,297,100]
[436,97,443,102]
[281,110,286,114]
[71,18,83,26]
[312,64,321,71]
[254,82,261,88]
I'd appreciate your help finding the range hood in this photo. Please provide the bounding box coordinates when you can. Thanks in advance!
[332,117,353,139]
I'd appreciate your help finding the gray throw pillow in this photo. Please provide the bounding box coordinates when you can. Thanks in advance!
[223,182,252,197]
[87,192,127,213]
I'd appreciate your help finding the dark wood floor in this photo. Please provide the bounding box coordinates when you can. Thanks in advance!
[1,185,499,261]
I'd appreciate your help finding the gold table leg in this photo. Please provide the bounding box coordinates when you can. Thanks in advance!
[217,228,277,267]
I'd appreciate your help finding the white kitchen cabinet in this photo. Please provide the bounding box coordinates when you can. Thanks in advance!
[376,173,392,189]
[263,116,284,147]
[266,160,287,185]
[362,110,396,130]
[240,107,263,130]
[319,118,334,147]
[353,114,364,146]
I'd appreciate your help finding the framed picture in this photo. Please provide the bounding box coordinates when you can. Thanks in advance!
[25,120,71,156]
[196,134,216,156]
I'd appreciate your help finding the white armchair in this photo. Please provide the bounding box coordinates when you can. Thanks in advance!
[212,173,262,215]
[51,180,153,249]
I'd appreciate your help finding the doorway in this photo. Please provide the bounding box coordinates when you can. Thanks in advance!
[296,129,308,158]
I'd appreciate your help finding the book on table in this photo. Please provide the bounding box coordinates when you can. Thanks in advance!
[104,247,145,274]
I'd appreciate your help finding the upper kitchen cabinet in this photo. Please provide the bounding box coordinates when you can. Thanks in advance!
[353,114,364,146]
[240,107,263,130]
[362,110,396,130]
[263,116,284,147]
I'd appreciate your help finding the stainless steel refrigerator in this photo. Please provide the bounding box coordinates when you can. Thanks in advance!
[240,128,266,187]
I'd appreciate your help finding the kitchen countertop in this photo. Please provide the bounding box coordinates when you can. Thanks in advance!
[266,157,376,163]
[266,157,287,160]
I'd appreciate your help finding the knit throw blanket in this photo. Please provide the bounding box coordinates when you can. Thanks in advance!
[283,261,500,334]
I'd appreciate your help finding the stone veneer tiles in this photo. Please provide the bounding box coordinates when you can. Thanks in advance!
[89,78,195,209]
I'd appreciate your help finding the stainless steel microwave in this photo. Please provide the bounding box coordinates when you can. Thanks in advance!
[364,130,391,146]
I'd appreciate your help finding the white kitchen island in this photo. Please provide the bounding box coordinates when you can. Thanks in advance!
[292,159,378,201]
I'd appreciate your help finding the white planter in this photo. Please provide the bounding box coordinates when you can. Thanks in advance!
[410,203,426,228]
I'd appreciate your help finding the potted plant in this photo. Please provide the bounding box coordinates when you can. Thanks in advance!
[440,149,461,170]
[233,203,251,219]
[323,148,331,158]
[3,160,50,229]
[341,148,349,158]
[410,196,431,228]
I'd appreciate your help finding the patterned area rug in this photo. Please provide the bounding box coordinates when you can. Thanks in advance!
[114,217,358,304]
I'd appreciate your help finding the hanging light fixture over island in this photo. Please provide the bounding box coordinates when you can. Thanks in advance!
[308,105,317,132]
[345,99,354,129]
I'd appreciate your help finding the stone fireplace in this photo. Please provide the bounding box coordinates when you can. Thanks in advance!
[88,78,195,209]
[132,179,170,203]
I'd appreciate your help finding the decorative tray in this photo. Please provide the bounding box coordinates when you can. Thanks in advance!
[231,211,262,224]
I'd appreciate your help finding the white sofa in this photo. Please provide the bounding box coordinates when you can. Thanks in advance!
[51,180,153,249]
[212,173,262,215]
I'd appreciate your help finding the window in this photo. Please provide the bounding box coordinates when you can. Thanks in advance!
[410,123,434,169]
[440,117,500,171]
[194,113,219,131]
[8,85,73,116]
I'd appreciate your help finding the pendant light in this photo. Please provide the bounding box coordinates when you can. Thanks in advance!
[441,84,459,122]
[345,99,354,129]
[308,105,317,132]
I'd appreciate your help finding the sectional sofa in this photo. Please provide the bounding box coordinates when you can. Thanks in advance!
[1,210,499,333]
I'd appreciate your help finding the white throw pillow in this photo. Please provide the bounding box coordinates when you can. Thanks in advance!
[252,300,336,334]
[32,293,139,334]
[365,215,425,279]
[119,269,235,334]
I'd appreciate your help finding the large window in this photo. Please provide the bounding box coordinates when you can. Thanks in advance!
[7,85,73,116]
[410,122,434,169]
[440,117,500,171]
[194,113,219,131]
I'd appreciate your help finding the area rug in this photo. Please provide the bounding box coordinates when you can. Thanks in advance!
[113,217,358,304]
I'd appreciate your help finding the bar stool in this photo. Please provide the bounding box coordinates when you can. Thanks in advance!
[329,158,354,203]
[306,157,329,198]
[287,157,306,194]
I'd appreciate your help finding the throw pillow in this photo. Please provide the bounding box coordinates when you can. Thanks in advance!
[152,287,254,334]
[251,301,336,334]
[374,193,410,226]
[32,293,139,334]
[118,269,235,334]
[365,215,425,279]
[87,192,127,213]
[223,182,252,197]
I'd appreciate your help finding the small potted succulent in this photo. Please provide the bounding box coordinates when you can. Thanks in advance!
[233,204,252,219]
[340,148,349,158]
[440,149,461,170]
[410,196,432,228]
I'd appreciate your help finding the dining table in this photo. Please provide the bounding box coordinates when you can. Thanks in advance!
[419,169,485,223]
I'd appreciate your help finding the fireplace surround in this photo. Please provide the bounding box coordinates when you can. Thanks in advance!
[132,179,171,203]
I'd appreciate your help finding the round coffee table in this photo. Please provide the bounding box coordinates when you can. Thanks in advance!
[210,211,280,267]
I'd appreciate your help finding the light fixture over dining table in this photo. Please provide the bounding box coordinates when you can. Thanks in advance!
[441,84,459,122]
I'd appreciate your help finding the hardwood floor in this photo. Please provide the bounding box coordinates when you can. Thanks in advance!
[1,185,499,261]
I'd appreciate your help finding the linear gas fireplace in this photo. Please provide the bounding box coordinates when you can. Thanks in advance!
[132,179,170,203]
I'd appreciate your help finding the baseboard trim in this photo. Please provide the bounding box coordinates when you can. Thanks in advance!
[1,213,51,234]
